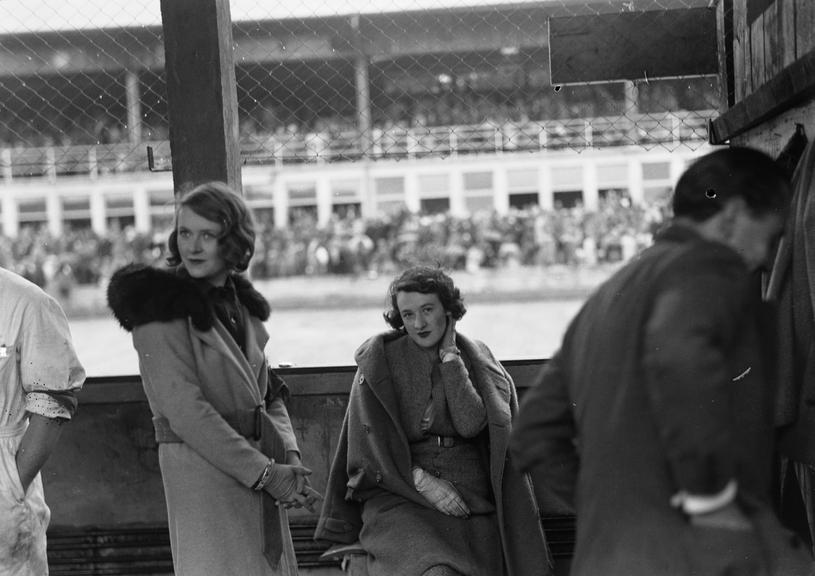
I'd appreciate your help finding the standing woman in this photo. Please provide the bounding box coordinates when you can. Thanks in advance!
[108,181,319,576]
[315,265,551,576]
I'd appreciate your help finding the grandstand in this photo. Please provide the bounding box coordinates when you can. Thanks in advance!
[0,2,730,573]
[0,0,719,239]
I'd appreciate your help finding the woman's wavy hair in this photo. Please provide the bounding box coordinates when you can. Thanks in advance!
[166,181,256,272]
[383,265,467,330]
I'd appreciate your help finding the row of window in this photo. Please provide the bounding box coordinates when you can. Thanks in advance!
[0,149,703,237]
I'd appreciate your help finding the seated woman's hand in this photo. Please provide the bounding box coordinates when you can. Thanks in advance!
[412,466,470,518]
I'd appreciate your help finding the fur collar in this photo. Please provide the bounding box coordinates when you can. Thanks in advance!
[107,263,270,332]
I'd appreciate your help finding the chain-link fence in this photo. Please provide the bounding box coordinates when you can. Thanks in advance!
[0,0,722,289]
[0,0,719,178]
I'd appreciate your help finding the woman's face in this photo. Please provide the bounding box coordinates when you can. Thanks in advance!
[176,206,229,286]
[395,290,448,350]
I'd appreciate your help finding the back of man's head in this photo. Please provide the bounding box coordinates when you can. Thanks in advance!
[672,146,792,222]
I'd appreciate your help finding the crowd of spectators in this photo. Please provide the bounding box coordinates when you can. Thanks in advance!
[0,192,667,304]
[2,78,717,151]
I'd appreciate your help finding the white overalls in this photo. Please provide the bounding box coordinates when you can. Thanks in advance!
[0,268,84,575]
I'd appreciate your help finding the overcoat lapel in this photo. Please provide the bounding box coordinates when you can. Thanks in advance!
[358,337,410,448]
[245,316,269,382]
[191,318,263,404]
[460,337,512,494]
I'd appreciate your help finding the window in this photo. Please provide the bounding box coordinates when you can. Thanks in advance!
[463,171,492,191]
[287,183,317,224]
[288,205,317,225]
[597,164,627,187]
[463,171,494,213]
[508,168,538,209]
[551,166,582,189]
[288,183,317,205]
[18,198,47,224]
[332,202,361,219]
[331,179,361,204]
[418,173,449,196]
[420,197,450,214]
[62,196,92,230]
[375,176,404,196]
[509,192,538,209]
[553,190,583,209]
[374,176,405,213]
[148,189,175,230]
[599,188,630,201]
[642,162,671,181]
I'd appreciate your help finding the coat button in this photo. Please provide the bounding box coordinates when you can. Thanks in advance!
[375,472,383,483]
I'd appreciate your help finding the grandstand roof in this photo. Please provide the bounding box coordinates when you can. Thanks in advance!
[0,0,709,35]
[0,0,552,34]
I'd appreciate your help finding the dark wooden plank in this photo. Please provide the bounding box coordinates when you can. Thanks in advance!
[159,0,241,195]
[548,8,717,84]
[798,0,815,57]
[717,0,736,109]
[750,13,766,91]
[764,1,781,80]
[710,47,815,143]
[734,0,751,102]
[782,0,798,68]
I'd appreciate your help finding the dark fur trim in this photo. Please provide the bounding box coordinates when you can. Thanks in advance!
[232,273,271,322]
[107,264,270,332]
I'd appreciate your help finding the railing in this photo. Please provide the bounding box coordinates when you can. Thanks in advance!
[1,111,714,182]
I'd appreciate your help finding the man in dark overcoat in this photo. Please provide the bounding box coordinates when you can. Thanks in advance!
[511,147,812,576]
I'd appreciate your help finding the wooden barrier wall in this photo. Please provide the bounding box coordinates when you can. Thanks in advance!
[729,0,814,103]
[41,361,575,574]
[711,0,815,149]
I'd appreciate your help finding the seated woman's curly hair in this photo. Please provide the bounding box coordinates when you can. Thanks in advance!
[384,265,467,330]
[166,181,256,272]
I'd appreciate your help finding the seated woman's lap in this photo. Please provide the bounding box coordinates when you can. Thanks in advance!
[359,492,502,576]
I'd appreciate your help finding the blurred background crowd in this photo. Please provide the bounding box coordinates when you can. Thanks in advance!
[0,78,713,149]
[0,191,667,303]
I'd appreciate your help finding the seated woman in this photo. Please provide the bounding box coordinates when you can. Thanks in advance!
[315,265,551,576]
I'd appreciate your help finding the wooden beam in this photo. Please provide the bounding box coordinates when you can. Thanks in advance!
[717,0,736,109]
[548,8,718,84]
[160,0,241,195]
[781,0,797,68]
[709,48,815,144]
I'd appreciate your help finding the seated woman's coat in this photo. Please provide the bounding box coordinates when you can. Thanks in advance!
[315,330,552,576]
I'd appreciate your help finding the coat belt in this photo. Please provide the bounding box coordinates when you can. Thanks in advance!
[153,406,262,444]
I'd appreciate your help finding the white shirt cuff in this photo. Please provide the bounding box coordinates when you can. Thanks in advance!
[670,479,738,515]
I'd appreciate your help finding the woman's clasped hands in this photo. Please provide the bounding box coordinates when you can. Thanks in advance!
[262,453,322,512]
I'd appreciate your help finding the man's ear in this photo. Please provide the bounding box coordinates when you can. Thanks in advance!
[717,197,746,239]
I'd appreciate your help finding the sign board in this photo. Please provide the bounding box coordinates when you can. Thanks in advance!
[549,8,718,84]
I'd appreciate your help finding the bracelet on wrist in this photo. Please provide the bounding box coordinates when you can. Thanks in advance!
[252,459,275,491]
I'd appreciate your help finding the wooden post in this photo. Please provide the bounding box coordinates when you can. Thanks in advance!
[160,0,242,197]
[125,69,143,145]
[351,16,372,160]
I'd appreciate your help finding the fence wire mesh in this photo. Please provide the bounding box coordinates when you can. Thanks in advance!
[0,0,719,179]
